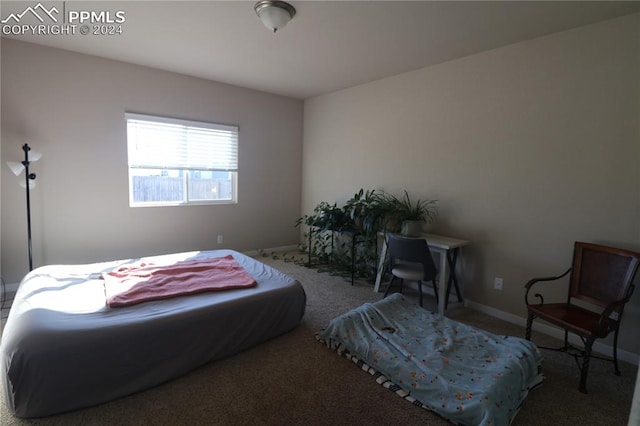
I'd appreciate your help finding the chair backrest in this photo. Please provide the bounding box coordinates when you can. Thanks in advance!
[570,242,640,311]
[387,233,437,281]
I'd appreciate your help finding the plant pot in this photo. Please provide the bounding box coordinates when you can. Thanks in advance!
[401,220,423,237]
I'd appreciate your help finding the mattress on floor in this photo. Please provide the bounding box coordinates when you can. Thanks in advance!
[316,294,543,425]
[1,249,306,418]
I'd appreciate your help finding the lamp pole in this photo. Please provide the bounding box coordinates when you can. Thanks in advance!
[22,143,36,271]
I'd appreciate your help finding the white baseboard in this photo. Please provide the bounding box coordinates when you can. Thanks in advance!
[466,300,640,366]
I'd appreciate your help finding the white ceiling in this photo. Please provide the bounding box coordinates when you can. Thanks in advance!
[2,1,639,99]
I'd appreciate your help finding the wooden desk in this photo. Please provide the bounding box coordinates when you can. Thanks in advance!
[374,233,469,315]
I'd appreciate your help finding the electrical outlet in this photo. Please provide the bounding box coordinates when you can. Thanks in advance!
[494,277,503,290]
[217,235,224,244]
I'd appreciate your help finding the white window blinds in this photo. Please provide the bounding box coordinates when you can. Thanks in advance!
[126,113,238,172]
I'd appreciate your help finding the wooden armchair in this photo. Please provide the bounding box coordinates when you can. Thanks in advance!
[524,241,639,393]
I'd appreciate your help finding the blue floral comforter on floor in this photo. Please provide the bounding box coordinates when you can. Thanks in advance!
[316,294,543,425]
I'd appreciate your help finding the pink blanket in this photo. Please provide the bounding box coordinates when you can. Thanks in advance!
[103,255,257,308]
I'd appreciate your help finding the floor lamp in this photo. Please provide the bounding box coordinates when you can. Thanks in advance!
[7,144,41,271]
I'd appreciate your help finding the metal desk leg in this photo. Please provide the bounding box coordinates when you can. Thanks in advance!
[444,248,463,309]
[374,235,389,292]
[436,248,448,315]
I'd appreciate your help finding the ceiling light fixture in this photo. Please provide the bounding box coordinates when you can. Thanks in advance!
[254,1,296,33]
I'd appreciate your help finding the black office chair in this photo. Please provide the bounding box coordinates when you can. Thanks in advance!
[383,233,438,309]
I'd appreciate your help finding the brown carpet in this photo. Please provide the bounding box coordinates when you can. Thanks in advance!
[0,255,636,425]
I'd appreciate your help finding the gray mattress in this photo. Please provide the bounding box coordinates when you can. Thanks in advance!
[0,250,306,418]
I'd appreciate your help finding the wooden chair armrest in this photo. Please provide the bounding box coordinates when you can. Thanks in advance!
[597,284,636,332]
[524,267,571,306]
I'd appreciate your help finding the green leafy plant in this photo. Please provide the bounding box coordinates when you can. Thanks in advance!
[378,190,437,231]
[343,189,389,237]
[295,201,347,231]
[295,201,348,267]
[294,189,437,281]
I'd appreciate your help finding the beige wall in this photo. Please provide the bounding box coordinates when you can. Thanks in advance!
[1,39,303,283]
[303,14,640,356]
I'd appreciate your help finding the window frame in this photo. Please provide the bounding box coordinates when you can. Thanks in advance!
[125,112,239,207]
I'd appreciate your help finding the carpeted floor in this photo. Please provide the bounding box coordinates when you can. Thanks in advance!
[0,255,637,425]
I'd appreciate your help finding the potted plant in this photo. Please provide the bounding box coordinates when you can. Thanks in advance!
[295,201,347,231]
[343,188,388,237]
[381,190,438,237]
[295,201,349,266]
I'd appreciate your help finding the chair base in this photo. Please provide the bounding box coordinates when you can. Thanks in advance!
[536,342,623,394]
[538,343,619,369]
[383,276,438,310]
[526,313,622,394]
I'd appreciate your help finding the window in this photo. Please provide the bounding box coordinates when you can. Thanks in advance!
[125,113,238,207]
